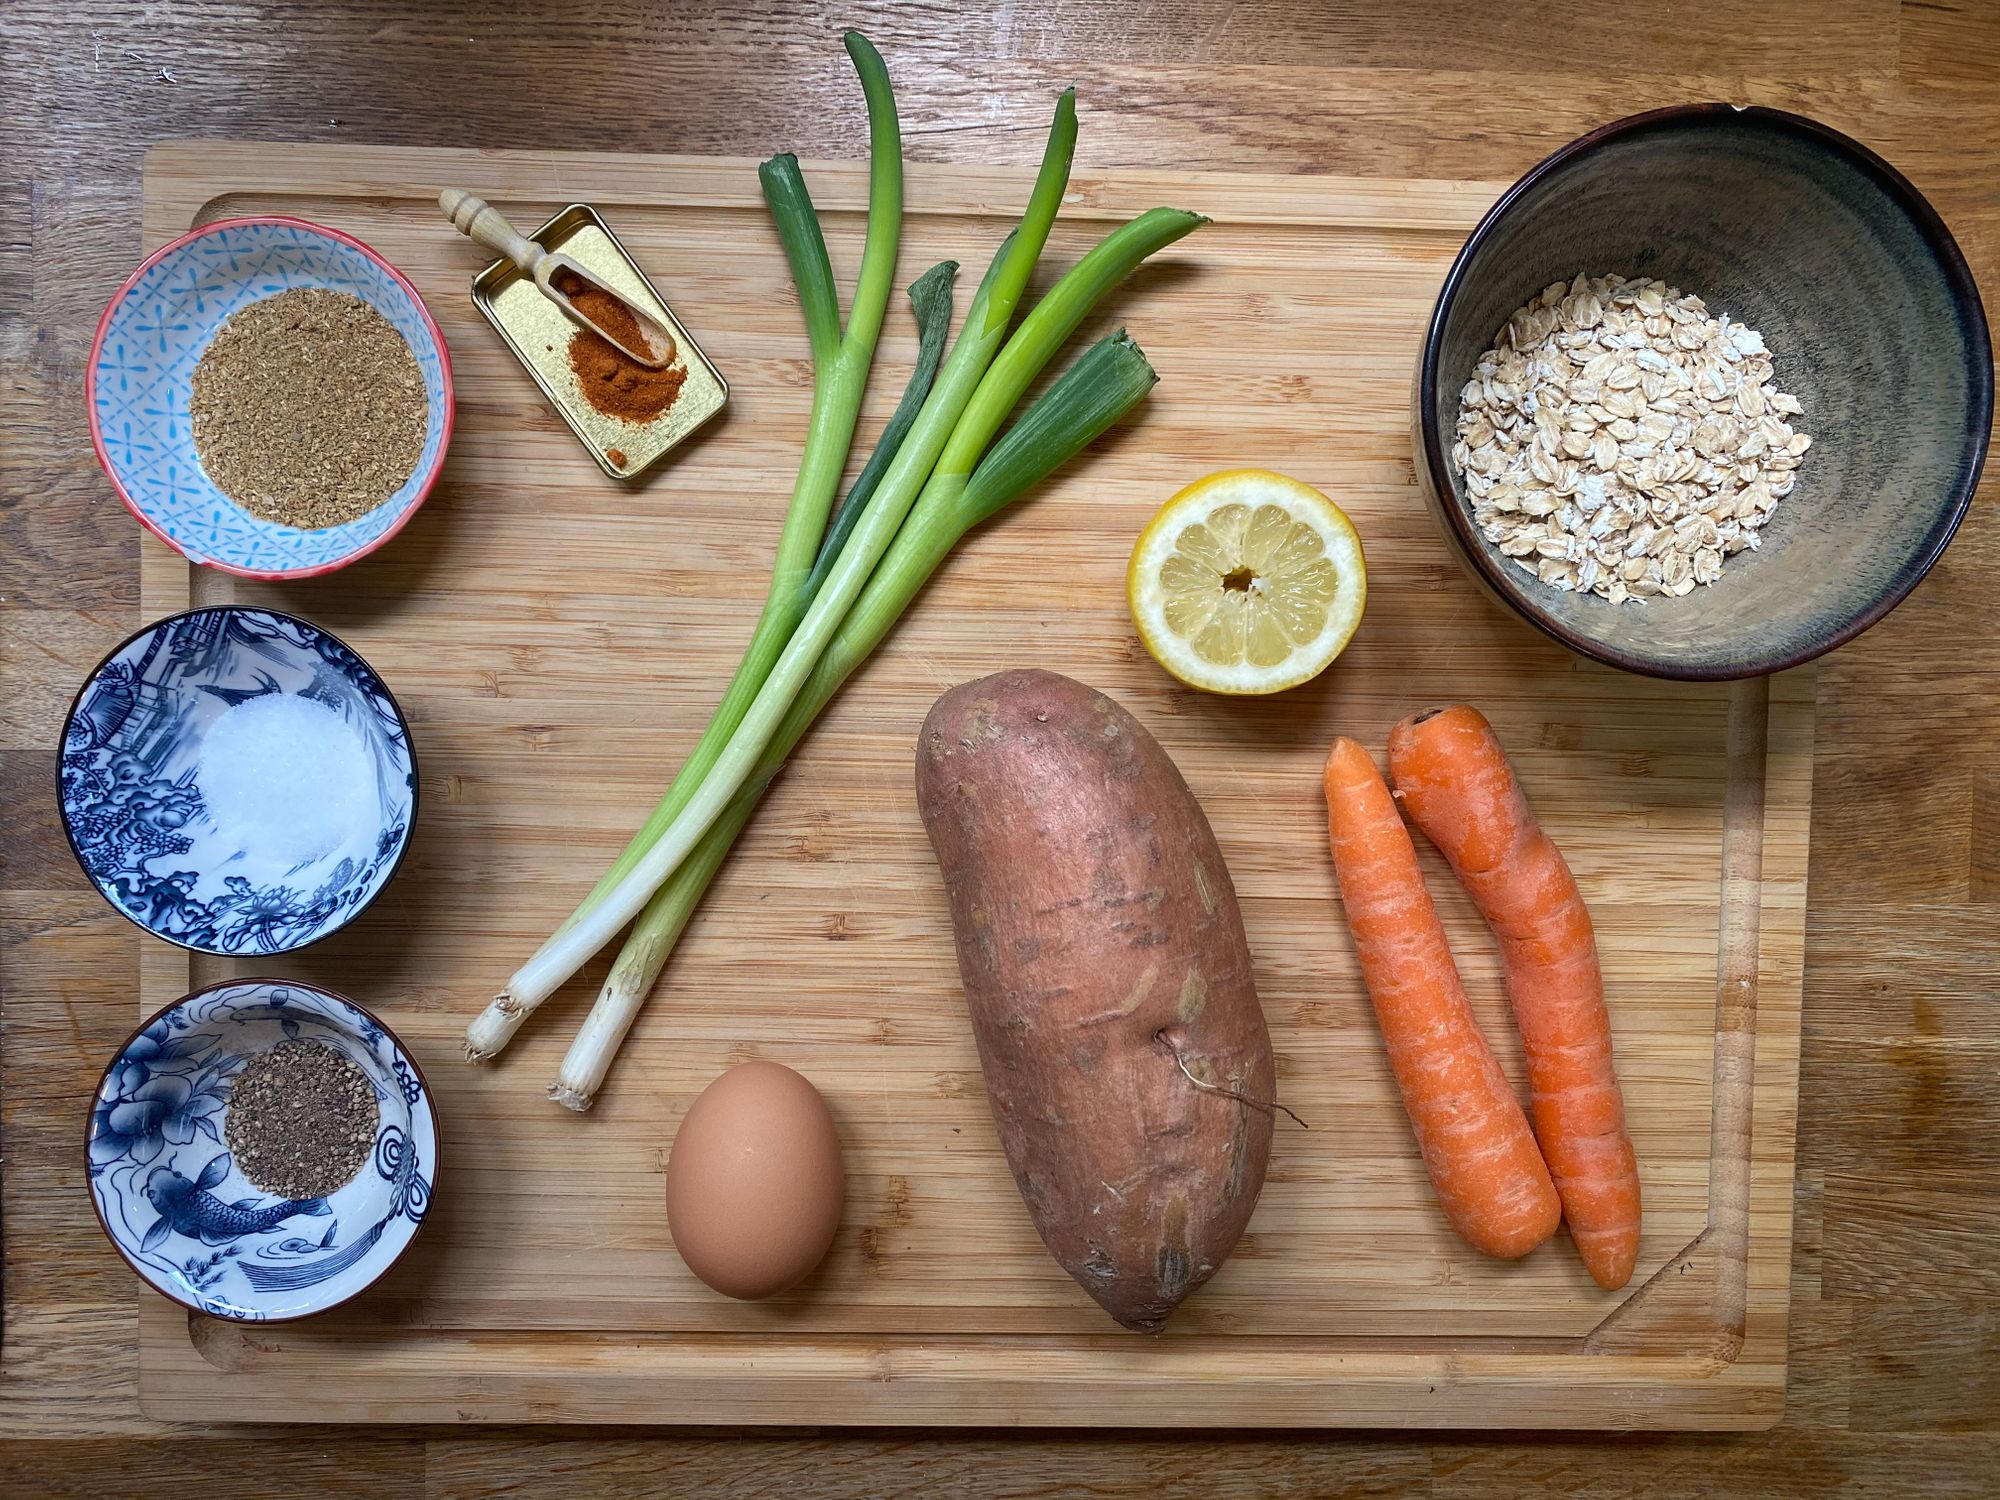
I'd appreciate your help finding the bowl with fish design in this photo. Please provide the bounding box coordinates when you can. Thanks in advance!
[59,606,418,956]
[86,977,438,1322]
[88,214,454,579]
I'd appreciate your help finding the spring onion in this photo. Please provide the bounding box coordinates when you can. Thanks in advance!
[465,31,902,1060]
[462,32,1209,1107]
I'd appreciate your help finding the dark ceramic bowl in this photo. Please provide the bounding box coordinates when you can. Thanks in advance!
[1416,105,1990,679]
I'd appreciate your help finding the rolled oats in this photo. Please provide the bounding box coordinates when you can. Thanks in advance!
[1453,273,1809,604]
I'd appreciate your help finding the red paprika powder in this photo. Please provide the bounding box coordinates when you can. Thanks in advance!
[555,272,687,423]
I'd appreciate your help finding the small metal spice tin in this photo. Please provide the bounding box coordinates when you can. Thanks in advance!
[469,204,726,479]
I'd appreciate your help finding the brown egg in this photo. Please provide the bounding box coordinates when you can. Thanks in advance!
[664,1060,844,1300]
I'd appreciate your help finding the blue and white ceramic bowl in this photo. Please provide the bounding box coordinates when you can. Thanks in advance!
[87,978,437,1321]
[60,606,418,956]
[89,215,454,579]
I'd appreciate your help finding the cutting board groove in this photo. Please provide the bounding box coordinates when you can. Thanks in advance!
[135,141,1809,1428]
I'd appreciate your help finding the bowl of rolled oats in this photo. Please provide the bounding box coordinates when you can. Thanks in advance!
[1417,105,1990,678]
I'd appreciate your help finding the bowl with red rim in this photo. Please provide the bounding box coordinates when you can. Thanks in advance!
[89,215,454,580]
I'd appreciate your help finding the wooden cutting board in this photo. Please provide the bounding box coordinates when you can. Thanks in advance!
[134,141,1810,1429]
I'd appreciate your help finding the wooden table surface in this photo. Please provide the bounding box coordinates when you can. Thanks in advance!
[3,1,1994,1494]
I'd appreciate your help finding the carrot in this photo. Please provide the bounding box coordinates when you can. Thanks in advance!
[1387,705,1641,1290]
[1322,737,1561,1261]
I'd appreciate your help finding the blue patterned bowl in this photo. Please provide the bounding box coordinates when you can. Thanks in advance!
[87,978,437,1322]
[89,215,453,579]
[60,606,418,956]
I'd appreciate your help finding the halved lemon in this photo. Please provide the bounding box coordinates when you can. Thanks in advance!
[1127,469,1366,695]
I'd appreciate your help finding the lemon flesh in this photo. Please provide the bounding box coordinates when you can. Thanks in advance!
[1127,469,1365,695]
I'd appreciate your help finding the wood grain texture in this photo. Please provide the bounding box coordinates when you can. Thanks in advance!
[3,0,1995,1489]
[122,141,1808,1429]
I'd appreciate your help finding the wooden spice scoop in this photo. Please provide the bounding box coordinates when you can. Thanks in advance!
[438,188,677,369]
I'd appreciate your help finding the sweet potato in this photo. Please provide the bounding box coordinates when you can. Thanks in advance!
[915,669,1275,1332]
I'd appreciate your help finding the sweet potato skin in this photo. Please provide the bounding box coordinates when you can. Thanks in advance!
[915,669,1274,1332]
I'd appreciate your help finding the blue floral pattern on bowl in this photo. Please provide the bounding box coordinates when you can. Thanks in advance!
[89,215,453,578]
[60,606,417,956]
[88,979,437,1322]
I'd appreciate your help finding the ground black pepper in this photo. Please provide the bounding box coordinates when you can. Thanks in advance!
[223,1038,379,1199]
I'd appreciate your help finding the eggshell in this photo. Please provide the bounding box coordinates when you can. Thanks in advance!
[664,1060,844,1300]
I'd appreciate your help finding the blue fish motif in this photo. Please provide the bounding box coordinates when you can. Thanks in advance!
[241,1219,383,1294]
[139,1154,329,1252]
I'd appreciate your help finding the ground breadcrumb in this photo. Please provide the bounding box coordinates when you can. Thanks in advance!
[190,286,428,530]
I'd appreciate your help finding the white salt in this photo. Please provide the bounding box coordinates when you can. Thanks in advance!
[198,694,379,868]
